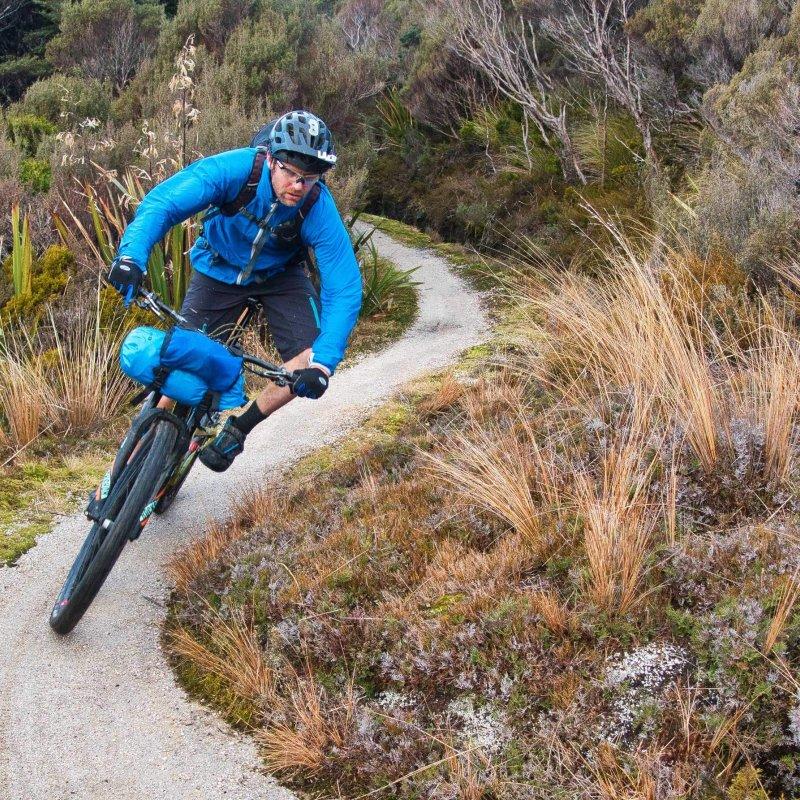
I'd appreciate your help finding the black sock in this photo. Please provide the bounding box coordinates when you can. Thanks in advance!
[231,400,268,435]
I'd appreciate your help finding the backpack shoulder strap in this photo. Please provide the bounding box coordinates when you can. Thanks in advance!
[218,147,268,217]
[297,182,322,225]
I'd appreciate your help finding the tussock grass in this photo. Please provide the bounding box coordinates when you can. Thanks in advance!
[167,223,800,799]
[166,519,243,597]
[0,347,49,450]
[425,420,558,558]
[46,304,129,433]
[167,606,275,710]
[763,566,800,653]
[0,296,129,455]
[574,396,661,614]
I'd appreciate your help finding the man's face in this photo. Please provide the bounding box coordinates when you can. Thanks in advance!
[267,153,322,206]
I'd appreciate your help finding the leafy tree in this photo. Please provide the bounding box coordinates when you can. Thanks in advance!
[46,0,164,93]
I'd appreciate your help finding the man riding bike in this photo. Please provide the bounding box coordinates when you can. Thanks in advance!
[107,110,362,472]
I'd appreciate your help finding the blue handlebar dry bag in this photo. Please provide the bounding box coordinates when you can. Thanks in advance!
[119,326,246,410]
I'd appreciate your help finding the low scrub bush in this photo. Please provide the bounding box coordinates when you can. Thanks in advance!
[14,74,112,127]
[19,159,50,193]
[5,114,56,157]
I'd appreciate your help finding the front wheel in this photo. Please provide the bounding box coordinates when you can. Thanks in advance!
[49,420,178,635]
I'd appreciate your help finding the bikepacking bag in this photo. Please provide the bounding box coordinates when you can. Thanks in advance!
[119,326,246,410]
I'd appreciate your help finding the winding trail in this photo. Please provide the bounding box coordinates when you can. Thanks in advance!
[0,229,488,800]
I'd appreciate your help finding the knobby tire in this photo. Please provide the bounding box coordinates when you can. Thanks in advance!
[49,421,178,635]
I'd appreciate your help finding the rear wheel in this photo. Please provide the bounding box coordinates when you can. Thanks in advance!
[49,421,178,635]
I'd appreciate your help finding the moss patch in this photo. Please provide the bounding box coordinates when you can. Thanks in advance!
[0,445,113,565]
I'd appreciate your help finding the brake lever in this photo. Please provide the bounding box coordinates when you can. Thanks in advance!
[135,294,164,319]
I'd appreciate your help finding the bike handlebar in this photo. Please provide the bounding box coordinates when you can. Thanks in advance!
[133,286,298,389]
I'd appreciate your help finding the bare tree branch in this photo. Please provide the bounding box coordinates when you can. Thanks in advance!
[542,0,670,166]
[444,0,587,184]
[338,0,385,52]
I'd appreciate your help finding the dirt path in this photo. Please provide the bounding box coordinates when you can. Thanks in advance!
[0,229,488,800]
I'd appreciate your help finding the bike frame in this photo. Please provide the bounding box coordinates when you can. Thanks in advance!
[129,286,298,522]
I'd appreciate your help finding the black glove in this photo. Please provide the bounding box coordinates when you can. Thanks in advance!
[108,255,143,307]
[291,367,329,399]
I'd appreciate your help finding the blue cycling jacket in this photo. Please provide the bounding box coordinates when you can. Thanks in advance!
[116,148,362,373]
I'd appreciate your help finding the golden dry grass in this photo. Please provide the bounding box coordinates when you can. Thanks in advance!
[166,606,275,707]
[255,676,357,778]
[763,566,800,653]
[166,518,244,596]
[516,243,729,473]
[417,372,465,415]
[424,418,561,558]
[0,299,129,454]
[46,305,129,433]
[527,586,575,635]
[574,398,660,614]
[167,487,287,596]
[0,352,49,450]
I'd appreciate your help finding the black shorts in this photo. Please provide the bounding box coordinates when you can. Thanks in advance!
[179,269,321,362]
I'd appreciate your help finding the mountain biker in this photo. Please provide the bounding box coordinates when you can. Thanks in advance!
[107,110,362,472]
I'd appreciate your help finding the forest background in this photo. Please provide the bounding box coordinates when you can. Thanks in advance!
[2,1,800,798]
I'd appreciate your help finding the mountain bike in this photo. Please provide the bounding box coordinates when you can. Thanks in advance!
[48,288,296,635]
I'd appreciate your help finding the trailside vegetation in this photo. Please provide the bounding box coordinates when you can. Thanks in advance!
[1,0,800,796]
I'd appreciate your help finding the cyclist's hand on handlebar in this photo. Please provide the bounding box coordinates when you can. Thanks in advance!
[291,365,329,399]
[108,255,144,308]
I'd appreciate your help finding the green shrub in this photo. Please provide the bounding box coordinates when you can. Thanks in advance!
[6,114,56,157]
[217,8,297,107]
[726,765,769,800]
[19,159,51,193]
[1,245,75,320]
[16,75,112,127]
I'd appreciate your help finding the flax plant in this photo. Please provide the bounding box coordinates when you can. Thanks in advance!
[10,204,33,297]
[57,169,195,307]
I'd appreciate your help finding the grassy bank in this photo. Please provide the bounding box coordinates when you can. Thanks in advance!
[165,223,800,799]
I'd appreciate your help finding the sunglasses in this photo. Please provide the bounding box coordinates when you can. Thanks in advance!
[273,158,321,187]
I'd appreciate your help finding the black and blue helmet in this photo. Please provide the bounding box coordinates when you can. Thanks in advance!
[263,110,337,173]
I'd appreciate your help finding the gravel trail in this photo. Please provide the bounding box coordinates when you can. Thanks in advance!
[0,229,488,800]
